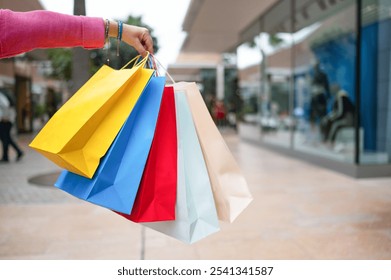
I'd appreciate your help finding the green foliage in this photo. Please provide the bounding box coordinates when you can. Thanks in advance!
[33,103,46,118]
[268,34,284,47]
[90,15,159,71]
[245,33,284,50]
[47,48,72,80]
[200,68,216,97]
[245,39,257,48]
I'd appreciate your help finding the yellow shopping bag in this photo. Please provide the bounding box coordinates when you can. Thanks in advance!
[29,56,154,178]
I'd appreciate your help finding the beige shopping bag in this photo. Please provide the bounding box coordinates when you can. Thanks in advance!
[174,82,253,223]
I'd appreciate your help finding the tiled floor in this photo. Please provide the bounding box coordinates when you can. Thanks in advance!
[0,132,391,259]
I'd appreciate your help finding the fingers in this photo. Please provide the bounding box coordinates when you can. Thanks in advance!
[140,29,154,55]
[132,39,148,58]
[122,25,154,56]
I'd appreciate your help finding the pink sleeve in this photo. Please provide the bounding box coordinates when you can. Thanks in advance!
[0,9,105,58]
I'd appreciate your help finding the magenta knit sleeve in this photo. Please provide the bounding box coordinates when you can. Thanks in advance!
[0,9,105,58]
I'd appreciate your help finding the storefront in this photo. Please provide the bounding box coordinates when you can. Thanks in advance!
[237,0,391,177]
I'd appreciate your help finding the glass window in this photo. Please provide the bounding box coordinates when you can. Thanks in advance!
[237,0,391,169]
[237,1,294,146]
[236,38,262,134]
[259,0,293,148]
[360,0,391,164]
[292,0,357,162]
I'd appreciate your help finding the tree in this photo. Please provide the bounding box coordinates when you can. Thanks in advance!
[47,48,72,81]
[71,0,90,94]
[90,15,159,72]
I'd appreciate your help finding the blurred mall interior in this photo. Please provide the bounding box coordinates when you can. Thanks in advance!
[169,0,391,178]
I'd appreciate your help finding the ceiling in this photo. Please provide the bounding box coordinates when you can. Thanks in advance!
[180,0,361,54]
[181,0,278,53]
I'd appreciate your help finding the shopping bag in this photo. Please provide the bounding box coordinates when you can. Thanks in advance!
[117,86,177,222]
[30,56,153,178]
[142,90,219,244]
[55,75,165,214]
[175,82,253,223]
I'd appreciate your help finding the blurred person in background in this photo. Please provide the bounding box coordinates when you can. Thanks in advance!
[0,90,23,162]
[0,91,8,160]
[320,89,355,145]
[309,62,330,125]
[213,99,227,127]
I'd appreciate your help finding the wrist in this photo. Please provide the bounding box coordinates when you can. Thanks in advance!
[108,20,119,38]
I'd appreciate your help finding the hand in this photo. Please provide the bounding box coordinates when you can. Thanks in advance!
[108,20,154,57]
[122,24,153,57]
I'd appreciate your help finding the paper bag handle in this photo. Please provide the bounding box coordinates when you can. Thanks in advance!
[120,52,150,70]
[150,54,176,84]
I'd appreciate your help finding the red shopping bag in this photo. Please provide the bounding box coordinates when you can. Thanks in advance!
[117,86,177,222]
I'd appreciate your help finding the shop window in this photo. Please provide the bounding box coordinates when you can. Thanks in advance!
[292,0,357,162]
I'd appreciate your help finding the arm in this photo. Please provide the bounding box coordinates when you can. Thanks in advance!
[0,9,153,58]
[0,9,104,58]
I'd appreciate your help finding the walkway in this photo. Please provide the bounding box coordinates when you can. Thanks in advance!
[1,131,391,259]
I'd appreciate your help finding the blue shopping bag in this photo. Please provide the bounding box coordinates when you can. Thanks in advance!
[55,76,165,214]
[143,90,220,244]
